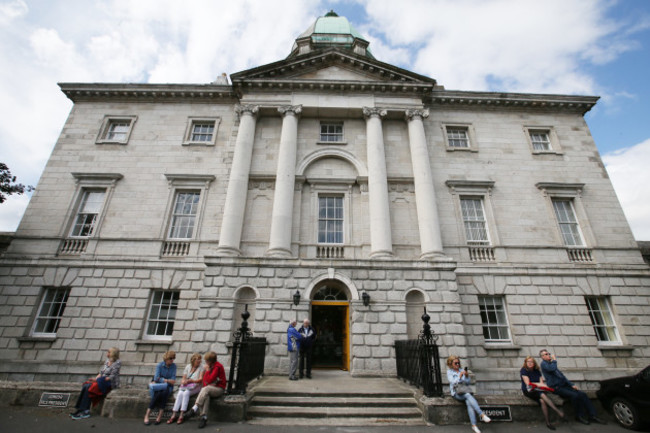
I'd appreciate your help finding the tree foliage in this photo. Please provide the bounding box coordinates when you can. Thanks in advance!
[0,162,35,204]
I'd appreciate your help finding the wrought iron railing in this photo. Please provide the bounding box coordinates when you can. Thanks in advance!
[227,305,266,395]
[395,308,443,397]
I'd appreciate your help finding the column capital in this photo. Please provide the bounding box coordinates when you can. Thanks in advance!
[362,107,387,119]
[405,108,430,121]
[235,104,260,117]
[278,105,303,117]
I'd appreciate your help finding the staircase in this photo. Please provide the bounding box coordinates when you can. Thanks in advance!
[246,371,425,426]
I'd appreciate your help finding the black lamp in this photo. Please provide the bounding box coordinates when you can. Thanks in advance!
[292,290,301,306]
[362,291,370,307]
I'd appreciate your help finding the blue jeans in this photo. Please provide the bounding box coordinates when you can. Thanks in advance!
[453,393,484,425]
[553,385,596,419]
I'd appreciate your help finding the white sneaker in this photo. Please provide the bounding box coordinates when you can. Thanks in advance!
[481,413,491,423]
[471,425,481,433]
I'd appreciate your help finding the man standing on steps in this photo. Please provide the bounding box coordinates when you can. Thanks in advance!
[298,318,317,379]
[287,319,303,380]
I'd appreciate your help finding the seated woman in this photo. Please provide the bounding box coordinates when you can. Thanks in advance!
[167,352,204,424]
[520,355,565,430]
[144,350,177,425]
[446,355,491,433]
[70,347,121,420]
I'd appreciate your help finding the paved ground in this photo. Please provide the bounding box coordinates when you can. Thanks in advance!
[2,405,645,433]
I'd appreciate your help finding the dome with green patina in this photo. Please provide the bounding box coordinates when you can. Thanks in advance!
[289,11,374,59]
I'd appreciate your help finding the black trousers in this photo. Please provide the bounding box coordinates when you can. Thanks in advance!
[299,346,313,377]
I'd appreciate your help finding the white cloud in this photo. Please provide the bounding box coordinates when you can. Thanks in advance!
[0,193,31,232]
[0,0,27,25]
[603,138,650,241]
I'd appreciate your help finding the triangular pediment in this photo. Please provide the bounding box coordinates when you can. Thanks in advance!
[230,48,436,87]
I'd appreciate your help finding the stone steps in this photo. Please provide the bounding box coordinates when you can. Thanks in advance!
[247,387,425,425]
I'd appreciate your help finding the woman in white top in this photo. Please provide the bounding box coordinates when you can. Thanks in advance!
[447,355,491,433]
[167,353,205,424]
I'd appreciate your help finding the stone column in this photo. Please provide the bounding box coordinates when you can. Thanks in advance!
[266,105,302,257]
[216,104,259,256]
[363,107,393,259]
[405,109,445,259]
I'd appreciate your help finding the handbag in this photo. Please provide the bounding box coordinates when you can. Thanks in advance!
[454,382,472,395]
[179,382,197,391]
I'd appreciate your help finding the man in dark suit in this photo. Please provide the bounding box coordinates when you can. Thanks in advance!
[298,318,317,379]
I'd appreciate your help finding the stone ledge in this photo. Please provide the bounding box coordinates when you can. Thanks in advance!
[418,393,602,425]
[0,381,248,422]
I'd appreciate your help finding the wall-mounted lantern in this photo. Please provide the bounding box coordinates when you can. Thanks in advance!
[362,291,370,307]
[292,290,301,307]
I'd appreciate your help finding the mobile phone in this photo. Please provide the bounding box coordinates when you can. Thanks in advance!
[464,367,468,372]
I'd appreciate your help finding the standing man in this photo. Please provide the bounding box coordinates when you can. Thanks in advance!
[187,351,226,429]
[539,349,606,425]
[298,318,317,379]
[287,320,303,381]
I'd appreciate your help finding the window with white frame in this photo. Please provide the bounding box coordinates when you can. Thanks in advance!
[168,191,200,239]
[145,290,180,338]
[442,124,477,151]
[478,296,511,342]
[70,189,106,237]
[318,196,343,243]
[585,297,620,342]
[31,288,70,337]
[319,122,344,142]
[552,198,584,246]
[460,197,490,245]
[183,118,220,145]
[524,126,562,154]
[529,130,551,151]
[96,116,136,144]
[446,126,470,148]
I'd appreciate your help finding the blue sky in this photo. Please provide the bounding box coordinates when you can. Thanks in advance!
[1,0,650,239]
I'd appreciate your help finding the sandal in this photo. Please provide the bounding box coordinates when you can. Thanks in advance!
[167,415,177,424]
[177,417,184,425]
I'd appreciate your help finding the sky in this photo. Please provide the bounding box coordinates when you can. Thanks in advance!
[1,0,650,239]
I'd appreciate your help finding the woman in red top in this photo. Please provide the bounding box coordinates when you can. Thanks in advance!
[187,351,226,429]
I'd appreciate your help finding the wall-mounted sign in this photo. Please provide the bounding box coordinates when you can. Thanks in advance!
[481,405,512,422]
[38,392,71,407]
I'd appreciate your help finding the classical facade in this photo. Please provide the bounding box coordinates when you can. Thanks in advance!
[1,12,648,392]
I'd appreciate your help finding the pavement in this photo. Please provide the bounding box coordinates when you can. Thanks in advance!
[1,405,646,433]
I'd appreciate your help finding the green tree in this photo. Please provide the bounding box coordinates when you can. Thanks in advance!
[0,162,34,203]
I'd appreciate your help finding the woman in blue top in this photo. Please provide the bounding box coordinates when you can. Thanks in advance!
[520,356,565,430]
[144,350,177,425]
[447,355,491,433]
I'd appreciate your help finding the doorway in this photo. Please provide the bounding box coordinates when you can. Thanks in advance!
[311,301,349,370]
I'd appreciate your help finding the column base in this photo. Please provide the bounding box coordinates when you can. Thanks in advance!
[419,251,452,261]
[369,250,394,260]
[265,248,293,258]
[214,246,241,257]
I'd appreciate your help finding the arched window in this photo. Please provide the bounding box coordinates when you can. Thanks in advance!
[313,285,348,301]
[231,287,257,338]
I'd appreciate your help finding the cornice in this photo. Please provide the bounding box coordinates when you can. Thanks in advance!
[431,90,599,115]
[59,83,237,103]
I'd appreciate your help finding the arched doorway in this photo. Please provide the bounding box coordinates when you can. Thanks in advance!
[310,281,349,371]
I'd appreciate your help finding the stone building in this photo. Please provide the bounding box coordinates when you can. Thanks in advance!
[1,11,648,392]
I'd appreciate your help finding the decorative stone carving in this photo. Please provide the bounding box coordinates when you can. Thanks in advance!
[362,107,387,118]
[405,108,430,121]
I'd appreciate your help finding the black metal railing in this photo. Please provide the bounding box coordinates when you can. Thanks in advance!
[227,305,267,395]
[395,307,443,397]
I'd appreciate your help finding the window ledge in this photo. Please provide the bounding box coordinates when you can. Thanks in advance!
[17,336,57,343]
[483,343,521,351]
[597,344,635,352]
[532,150,563,156]
[182,141,216,146]
[95,140,128,145]
[135,339,173,346]
[446,147,478,153]
[316,140,347,145]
